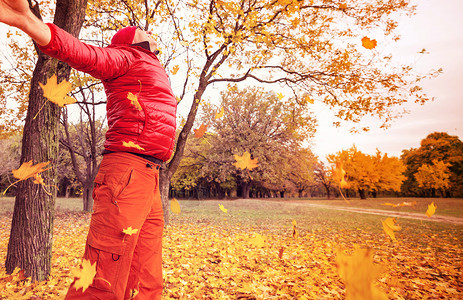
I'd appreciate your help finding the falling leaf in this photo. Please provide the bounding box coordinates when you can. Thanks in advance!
[332,160,348,188]
[361,36,377,49]
[171,198,181,214]
[277,92,284,100]
[219,204,228,213]
[129,288,139,299]
[172,65,180,75]
[233,151,258,170]
[39,74,76,107]
[336,248,388,300]
[180,41,189,46]
[3,160,51,195]
[122,141,145,151]
[127,92,142,111]
[292,219,298,238]
[194,124,208,138]
[123,227,139,235]
[426,202,436,217]
[249,233,265,247]
[72,259,97,292]
[215,106,224,120]
[382,217,401,242]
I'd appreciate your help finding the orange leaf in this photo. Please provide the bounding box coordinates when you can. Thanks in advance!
[278,247,285,259]
[361,36,377,49]
[233,151,258,170]
[72,259,97,292]
[12,160,50,181]
[336,248,388,300]
[127,92,142,111]
[122,141,145,151]
[194,124,208,138]
[39,74,76,107]
[172,65,180,75]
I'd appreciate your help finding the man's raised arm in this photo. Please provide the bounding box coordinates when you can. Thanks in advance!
[0,0,51,46]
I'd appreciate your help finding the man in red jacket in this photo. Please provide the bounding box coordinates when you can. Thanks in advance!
[0,1,177,299]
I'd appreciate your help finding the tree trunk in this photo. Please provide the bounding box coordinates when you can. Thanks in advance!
[5,0,88,281]
[358,189,367,200]
[82,182,93,212]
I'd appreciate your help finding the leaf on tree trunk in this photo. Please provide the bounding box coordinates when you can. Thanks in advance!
[39,74,76,107]
[3,160,51,195]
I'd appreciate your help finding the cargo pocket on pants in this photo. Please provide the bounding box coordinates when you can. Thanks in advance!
[86,229,127,293]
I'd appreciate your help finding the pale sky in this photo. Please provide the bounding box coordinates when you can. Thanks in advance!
[312,0,463,159]
[1,0,462,160]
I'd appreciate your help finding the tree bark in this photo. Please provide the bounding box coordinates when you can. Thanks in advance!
[358,189,367,200]
[5,0,88,281]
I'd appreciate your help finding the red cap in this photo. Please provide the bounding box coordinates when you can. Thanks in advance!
[111,26,137,45]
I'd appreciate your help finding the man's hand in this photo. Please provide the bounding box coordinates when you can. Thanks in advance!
[0,0,51,45]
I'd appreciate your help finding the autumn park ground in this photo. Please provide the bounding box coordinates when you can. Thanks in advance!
[1,197,462,299]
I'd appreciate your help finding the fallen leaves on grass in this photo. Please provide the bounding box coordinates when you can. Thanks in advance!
[0,204,462,299]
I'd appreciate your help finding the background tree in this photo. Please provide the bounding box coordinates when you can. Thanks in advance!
[60,75,106,211]
[414,160,451,197]
[5,0,88,281]
[401,132,463,197]
[328,146,406,199]
[314,162,334,199]
[199,85,315,198]
[0,134,22,193]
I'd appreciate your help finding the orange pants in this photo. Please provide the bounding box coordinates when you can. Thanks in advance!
[65,152,164,300]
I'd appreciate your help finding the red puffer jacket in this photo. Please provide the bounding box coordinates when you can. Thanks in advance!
[38,24,177,162]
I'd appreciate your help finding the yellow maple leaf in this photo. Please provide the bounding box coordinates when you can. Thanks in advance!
[194,124,208,138]
[219,204,228,213]
[233,151,258,170]
[382,217,401,242]
[39,74,76,107]
[122,227,139,235]
[332,160,349,188]
[3,160,51,195]
[72,259,97,292]
[122,141,145,151]
[171,198,181,214]
[127,92,142,111]
[215,106,224,120]
[361,36,377,50]
[426,202,436,217]
[336,248,388,300]
[172,65,180,75]
[249,233,265,247]
[277,92,284,100]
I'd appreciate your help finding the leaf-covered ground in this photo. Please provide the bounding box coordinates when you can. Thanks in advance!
[1,198,462,299]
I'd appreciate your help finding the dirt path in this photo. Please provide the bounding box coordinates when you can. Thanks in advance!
[277,201,463,226]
